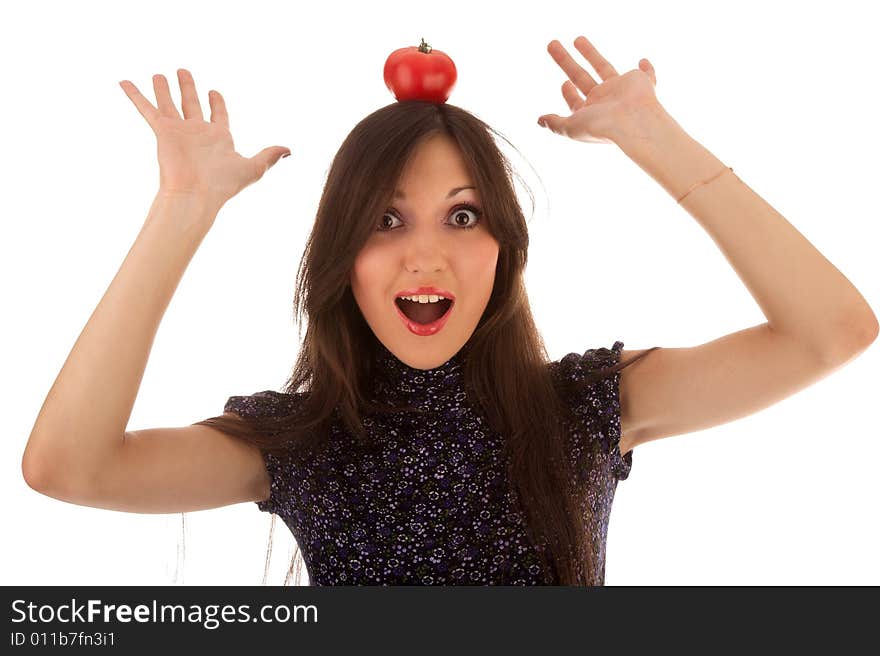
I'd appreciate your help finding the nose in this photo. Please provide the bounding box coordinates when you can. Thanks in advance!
[405,257,443,274]
[402,231,447,274]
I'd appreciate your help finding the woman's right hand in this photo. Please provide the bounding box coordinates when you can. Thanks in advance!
[119,69,291,210]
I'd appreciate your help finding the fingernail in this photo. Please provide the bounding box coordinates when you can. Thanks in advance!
[281,151,291,158]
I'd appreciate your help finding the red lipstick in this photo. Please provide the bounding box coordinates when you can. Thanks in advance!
[394,287,455,337]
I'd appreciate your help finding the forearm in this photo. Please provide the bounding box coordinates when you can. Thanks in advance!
[614,105,878,361]
[24,192,218,486]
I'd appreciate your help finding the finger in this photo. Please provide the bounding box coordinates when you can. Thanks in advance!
[573,35,619,80]
[248,146,293,181]
[639,58,657,86]
[119,80,160,130]
[537,114,563,134]
[152,74,182,119]
[561,80,586,112]
[177,68,204,121]
[547,40,597,98]
[208,89,229,129]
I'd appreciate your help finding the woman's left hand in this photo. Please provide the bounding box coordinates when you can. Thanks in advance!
[537,36,661,145]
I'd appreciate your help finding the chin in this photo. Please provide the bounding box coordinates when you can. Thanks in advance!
[383,338,461,370]
[396,349,448,370]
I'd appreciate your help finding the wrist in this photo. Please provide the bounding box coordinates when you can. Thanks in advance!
[610,102,685,154]
[155,188,222,211]
[152,190,221,232]
[611,106,729,201]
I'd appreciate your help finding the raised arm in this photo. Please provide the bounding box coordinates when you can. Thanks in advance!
[22,69,290,511]
[538,37,877,455]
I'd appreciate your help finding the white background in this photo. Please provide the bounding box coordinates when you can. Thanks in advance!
[3,0,877,586]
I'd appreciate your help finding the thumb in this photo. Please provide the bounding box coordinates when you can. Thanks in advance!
[537,114,562,132]
[251,146,292,175]
[639,58,656,85]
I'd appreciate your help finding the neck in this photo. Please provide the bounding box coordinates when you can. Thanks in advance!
[369,341,467,413]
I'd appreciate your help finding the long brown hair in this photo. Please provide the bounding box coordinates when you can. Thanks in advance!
[192,100,659,585]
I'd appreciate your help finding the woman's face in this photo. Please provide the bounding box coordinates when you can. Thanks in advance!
[351,134,500,370]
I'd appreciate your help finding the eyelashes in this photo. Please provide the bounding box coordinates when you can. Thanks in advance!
[378,202,483,232]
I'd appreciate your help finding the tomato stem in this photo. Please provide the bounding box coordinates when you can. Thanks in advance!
[418,37,432,54]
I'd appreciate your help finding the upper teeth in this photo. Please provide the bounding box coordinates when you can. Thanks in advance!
[399,294,448,303]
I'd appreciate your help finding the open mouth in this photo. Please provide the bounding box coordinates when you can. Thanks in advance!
[395,297,454,325]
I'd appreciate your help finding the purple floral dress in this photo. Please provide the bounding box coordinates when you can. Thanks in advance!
[224,340,630,585]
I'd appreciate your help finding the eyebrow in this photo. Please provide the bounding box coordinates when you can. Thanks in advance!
[393,186,476,200]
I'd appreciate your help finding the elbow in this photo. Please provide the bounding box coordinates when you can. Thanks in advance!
[22,447,65,496]
[864,313,880,346]
[850,309,879,351]
[22,449,50,494]
[825,311,879,365]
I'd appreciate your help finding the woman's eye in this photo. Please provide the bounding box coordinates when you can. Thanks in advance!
[378,213,401,231]
[448,205,481,229]
[378,204,483,231]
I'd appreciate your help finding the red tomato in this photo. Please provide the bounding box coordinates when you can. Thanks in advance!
[383,38,457,104]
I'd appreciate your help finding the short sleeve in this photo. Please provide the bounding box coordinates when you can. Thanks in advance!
[556,340,632,481]
[224,390,299,516]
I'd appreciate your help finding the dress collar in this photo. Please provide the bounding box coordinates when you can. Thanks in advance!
[369,341,467,413]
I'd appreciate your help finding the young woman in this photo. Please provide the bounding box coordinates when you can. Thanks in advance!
[22,37,877,586]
